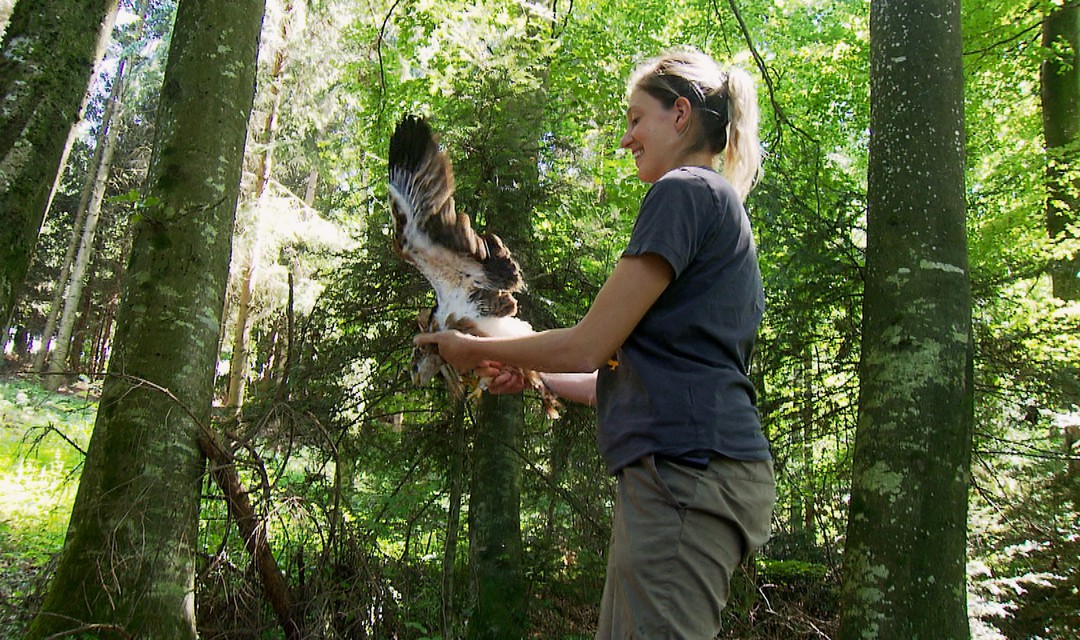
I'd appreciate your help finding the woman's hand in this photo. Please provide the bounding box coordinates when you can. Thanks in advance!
[413,330,482,372]
[414,330,528,394]
[476,362,528,395]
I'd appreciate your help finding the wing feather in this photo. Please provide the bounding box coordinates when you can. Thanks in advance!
[388,116,523,323]
[388,116,562,418]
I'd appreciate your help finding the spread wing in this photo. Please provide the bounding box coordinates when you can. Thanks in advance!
[387,116,562,419]
[387,115,523,325]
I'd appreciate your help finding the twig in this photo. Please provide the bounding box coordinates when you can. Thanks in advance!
[21,423,87,458]
[42,623,133,640]
[720,0,819,146]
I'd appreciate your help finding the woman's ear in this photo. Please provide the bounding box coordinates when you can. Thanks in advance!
[673,96,693,133]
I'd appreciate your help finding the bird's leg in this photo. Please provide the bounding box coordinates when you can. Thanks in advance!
[411,306,446,387]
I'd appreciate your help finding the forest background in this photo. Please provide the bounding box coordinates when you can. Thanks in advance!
[0,0,1077,638]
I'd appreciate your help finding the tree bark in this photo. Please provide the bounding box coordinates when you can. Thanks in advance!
[838,1,973,639]
[25,0,266,637]
[224,252,256,409]
[442,408,466,638]
[468,392,527,640]
[458,72,546,640]
[34,198,89,374]
[1042,2,1080,300]
[0,0,118,334]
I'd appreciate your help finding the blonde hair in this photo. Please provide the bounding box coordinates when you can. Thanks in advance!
[629,49,763,201]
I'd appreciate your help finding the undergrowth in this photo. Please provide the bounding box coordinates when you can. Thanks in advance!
[0,375,95,637]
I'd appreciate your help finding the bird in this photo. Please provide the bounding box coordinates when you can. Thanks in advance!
[387,115,560,419]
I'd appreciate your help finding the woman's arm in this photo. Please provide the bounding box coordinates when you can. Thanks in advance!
[539,372,598,407]
[414,252,673,374]
[476,366,598,407]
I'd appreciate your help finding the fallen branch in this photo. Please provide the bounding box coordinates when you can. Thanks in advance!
[112,374,302,640]
[198,424,301,640]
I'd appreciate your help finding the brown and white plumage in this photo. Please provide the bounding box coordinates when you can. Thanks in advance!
[388,115,559,418]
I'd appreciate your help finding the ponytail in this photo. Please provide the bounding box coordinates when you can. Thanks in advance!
[722,68,762,202]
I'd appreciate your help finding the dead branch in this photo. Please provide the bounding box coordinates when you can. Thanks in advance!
[109,374,302,640]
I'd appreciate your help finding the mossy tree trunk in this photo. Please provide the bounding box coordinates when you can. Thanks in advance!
[838,0,973,638]
[461,74,546,640]
[0,0,117,333]
[1042,2,1080,300]
[24,0,266,637]
[469,392,527,640]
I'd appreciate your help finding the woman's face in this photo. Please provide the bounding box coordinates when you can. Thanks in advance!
[619,88,685,184]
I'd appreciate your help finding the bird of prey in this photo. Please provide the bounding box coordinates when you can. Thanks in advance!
[387,115,559,418]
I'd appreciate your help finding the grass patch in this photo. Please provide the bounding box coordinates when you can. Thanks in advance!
[0,376,96,635]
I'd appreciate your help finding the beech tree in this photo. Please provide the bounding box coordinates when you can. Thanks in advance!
[1042,0,1080,300]
[25,0,265,637]
[839,0,974,638]
[0,0,117,333]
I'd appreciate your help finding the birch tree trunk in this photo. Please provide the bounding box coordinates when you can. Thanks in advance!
[43,59,128,391]
[1042,2,1080,301]
[838,0,973,638]
[0,0,117,332]
[25,0,265,637]
[224,1,292,410]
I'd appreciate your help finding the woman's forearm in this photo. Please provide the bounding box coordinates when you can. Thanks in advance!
[470,327,605,375]
[539,372,598,407]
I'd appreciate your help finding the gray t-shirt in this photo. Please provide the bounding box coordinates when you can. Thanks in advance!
[596,166,770,474]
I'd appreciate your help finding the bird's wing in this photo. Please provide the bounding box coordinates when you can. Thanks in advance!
[387,115,523,323]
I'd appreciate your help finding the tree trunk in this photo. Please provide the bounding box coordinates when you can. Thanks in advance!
[1042,2,1080,300]
[468,392,527,640]
[458,72,546,639]
[41,6,120,239]
[66,283,96,375]
[793,345,816,539]
[91,293,118,376]
[24,0,266,637]
[224,253,256,409]
[0,2,14,38]
[443,408,466,639]
[224,0,293,411]
[274,266,296,402]
[0,0,118,334]
[34,200,89,373]
[304,167,319,205]
[44,59,127,391]
[838,1,973,639]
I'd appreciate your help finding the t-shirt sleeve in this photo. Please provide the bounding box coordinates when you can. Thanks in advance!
[623,173,708,278]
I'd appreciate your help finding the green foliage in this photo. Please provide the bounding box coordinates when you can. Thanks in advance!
[3,0,1080,636]
[0,377,94,637]
[0,378,92,551]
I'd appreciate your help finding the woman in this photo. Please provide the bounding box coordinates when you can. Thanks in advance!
[415,49,775,639]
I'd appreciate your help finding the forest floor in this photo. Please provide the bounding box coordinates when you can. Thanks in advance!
[0,374,94,637]
[0,373,844,639]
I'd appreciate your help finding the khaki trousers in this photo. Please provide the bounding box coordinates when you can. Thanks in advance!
[595,454,775,640]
